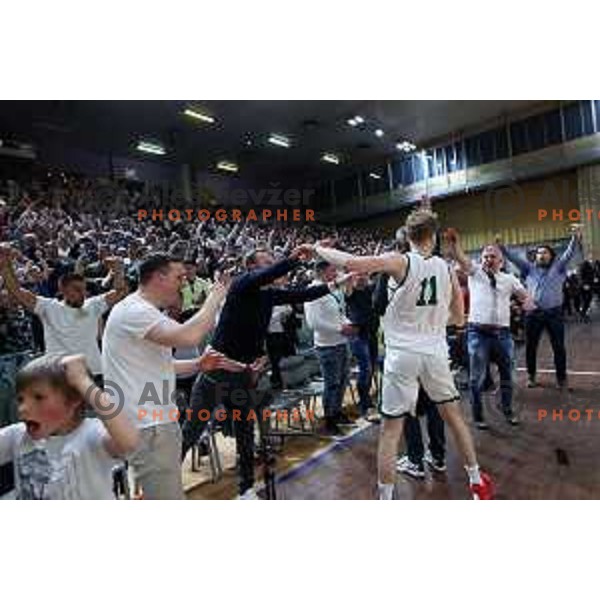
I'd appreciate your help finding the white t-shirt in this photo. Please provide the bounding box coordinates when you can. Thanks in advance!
[102,292,177,429]
[468,267,525,327]
[0,419,118,500]
[304,285,350,348]
[268,305,292,334]
[34,295,108,374]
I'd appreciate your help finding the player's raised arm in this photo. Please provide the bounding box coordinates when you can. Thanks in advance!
[314,241,407,280]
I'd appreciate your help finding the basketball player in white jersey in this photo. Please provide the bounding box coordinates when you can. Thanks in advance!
[314,210,494,500]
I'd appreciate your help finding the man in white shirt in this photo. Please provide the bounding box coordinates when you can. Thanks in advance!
[448,234,531,429]
[0,246,126,381]
[102,252,239,500]
[305,260,357,436]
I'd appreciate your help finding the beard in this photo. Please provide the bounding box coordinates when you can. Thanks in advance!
[66,299,84,308]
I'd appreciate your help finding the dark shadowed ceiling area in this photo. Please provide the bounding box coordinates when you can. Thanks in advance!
[0,100,552,184]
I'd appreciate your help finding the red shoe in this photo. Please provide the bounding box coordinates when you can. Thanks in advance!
[470,471,495,500]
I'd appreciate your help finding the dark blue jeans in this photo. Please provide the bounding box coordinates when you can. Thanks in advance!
[468,325,514,421]
[404,388,445,466]
[525,308,567,382]
[349,336,372,414]
[316,343,350,419]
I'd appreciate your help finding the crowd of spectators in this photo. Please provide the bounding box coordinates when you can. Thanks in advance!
[0,171,386,359]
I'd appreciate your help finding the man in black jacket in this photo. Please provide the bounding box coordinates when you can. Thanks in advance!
[579,257,595,321]
[181,244,348,498]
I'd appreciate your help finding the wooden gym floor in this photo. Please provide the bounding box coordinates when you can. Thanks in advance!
[186,310,599,500]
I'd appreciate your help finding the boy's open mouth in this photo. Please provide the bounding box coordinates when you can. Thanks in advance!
[25,420,42,437]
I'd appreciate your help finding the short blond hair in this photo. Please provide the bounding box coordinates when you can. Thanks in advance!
[405,210,439,245]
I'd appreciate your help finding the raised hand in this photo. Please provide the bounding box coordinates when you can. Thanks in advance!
[444,227,460,246]
[214,268,234,290]
[442,228,460,258]
[61,354,94,393]
[290,243,315,261]
[570,223,584,241]
[103,256,119,270]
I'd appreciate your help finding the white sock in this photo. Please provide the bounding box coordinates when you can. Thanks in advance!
[378,482,394,500]
[465,465,481,485]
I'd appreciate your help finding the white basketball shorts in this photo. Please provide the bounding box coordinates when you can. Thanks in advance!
[380,345,459,418]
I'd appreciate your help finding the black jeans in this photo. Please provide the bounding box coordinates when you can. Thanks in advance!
[181,370,269,495]
[404,388,445,466]
[266,332,287,387]
[525,308,567,383]
[580,286,593,317]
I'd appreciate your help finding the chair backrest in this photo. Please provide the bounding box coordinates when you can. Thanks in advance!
[296,320,314,350]
[279,355,309,388]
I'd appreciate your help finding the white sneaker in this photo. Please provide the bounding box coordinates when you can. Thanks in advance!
[238,488,260,500]
[396,455,425,479]
[424,449,447,473]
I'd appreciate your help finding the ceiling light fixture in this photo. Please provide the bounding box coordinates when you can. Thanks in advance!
[183,108,215,123]
[354,115,364,124]
[136,141,166,155]
[396,141,417,152]
[322,153,340,165]
[375,129,384,138]
[347,118,358,127]
[268,134,290,148]
[217,161,239,173]
[369,172,381,180]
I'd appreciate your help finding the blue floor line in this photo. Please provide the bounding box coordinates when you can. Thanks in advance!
[274,422,373,485]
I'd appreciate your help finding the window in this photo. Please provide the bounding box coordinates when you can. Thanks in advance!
[494,127,509,160]
[455,142,465,170]
[479,131,495,164]
[434,148,446,176]
[581,101,594,136]
[563,102,583,140]
[404,157,416,185]
[544,109,562,146]
[510,120,528,155]
[526,114,545,151]
[465,136,481,166]
[391,158,404,187]
[412,155,425,182]
[444,144,457,173]
[425,152,435,178]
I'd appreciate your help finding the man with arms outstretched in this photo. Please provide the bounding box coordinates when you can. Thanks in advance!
[314,210,494,500]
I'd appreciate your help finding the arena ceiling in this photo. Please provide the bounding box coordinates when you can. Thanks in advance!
[0,100,551,184]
